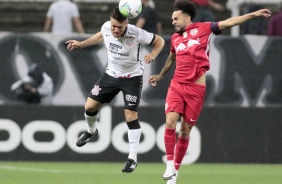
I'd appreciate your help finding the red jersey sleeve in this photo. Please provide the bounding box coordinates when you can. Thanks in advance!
[210,22,222,35]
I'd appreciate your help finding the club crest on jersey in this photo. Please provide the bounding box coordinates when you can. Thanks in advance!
[126,38,134,46]
[190,28,198,36]
[91,85,101,96]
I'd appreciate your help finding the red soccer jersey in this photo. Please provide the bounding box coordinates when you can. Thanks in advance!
[170,22,221,84]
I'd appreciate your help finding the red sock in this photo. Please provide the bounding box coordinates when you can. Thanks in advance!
[174,137,189,170]
[164,127,176,161]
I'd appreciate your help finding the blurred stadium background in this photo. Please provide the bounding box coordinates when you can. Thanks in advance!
[0,0,281,35]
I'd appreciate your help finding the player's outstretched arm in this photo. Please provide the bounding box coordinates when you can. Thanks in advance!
[144,35,165,64]
[218,9,272,30]
[66,32,103,51]
[149,52,176,86]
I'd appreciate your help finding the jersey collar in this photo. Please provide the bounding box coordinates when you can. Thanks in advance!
[121,27,128,37]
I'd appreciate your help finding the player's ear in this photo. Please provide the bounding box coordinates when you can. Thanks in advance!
[186,14,192,22]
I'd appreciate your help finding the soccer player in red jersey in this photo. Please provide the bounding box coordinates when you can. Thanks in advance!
[149,1,271,183]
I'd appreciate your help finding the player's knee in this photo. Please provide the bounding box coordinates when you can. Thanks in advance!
[124,109,138,122]
[84,103,98,112]
[84,99,101,112]
[178,130,190,139]
[165,120,177,129]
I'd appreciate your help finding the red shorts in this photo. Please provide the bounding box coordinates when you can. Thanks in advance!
[165,80,206,125]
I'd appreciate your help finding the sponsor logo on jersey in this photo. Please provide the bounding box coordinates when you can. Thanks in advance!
[126,94,137,103]
[109,43,122,51]
[175,38,200,52]
[109,43,129,56]
[175,42,186,53]
[187,38,200,49]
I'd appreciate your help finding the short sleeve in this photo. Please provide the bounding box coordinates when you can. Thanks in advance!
[46,4,54,17]
[137,28,155,45]
[210,22,222,35]
[71,4,80,17]
[101,21,110,34]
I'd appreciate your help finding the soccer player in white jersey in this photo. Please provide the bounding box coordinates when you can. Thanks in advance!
[66,7,164,173]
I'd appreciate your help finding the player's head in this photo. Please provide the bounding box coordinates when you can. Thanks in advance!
[172,0,196,33]
[110,7,128,38]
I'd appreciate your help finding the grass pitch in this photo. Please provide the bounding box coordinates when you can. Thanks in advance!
[0,162,281,184]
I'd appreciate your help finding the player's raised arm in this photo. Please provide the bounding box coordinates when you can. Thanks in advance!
[66,32,104,51]
[144,35,165,64]
[218,9,272,30]
[149,52,176,86]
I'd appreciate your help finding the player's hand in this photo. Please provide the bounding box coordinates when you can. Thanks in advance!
[213,3,224,11]
[24,85,37,93]
[144,54,155,64]
[65,40,81,51]
[254,9,272,18]
[149,74,162,87]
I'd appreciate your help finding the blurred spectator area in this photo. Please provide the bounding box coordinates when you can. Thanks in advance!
[0,0,281,35]
[0,0,228,35]
[227,0,282,36]
[0,0,117,34]
[154,0,230,35]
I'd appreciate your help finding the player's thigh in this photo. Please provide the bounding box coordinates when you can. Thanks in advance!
[88,73,120,104]
[120,76,143,111]
[183,84,206,125]
[165,83,184,115]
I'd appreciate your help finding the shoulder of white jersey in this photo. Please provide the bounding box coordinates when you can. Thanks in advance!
[125,24,143,38]
[101,21,111,33]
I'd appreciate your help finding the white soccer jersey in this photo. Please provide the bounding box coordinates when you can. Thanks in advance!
[101,21,155,78]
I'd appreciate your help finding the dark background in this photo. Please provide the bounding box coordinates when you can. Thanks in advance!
[0,0,278,35]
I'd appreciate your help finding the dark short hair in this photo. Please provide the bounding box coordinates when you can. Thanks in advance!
[174,0,197,20]
[110,7,128,23]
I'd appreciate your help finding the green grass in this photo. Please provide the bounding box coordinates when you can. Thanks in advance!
[0,162,281,184]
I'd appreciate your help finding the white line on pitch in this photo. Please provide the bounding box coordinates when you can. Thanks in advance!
[0,165,61,173]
